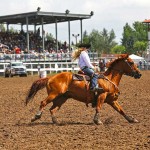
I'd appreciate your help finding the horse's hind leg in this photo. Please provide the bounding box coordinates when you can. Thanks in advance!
[49,95,68,124]
[31,91,60,122]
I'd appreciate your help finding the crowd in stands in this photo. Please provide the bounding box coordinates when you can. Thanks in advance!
[0,30,70,55]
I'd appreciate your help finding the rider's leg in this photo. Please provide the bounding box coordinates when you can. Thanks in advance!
[91,73,98,89]
[82,67,95,89]
[91,74,103,91]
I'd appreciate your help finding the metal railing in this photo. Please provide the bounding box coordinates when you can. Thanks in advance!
[0,52,99,62]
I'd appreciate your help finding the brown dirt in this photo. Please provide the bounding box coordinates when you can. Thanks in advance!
[0,71,150,150]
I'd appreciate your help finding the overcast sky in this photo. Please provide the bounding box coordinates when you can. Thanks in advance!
[0,0,150,44]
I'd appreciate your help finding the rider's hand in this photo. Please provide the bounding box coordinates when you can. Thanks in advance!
[93,66,98,72]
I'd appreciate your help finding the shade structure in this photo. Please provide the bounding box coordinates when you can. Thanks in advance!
[129,54,144,64]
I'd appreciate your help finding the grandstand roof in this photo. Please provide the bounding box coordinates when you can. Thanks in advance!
[0,11,92,25]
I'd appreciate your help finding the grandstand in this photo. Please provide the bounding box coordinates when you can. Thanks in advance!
[0,10,93,53]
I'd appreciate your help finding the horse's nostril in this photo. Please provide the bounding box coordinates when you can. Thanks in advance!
[134,72,142,79]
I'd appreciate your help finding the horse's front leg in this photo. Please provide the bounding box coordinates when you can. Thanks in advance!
[93,92,107,125]
[108,101,139,123]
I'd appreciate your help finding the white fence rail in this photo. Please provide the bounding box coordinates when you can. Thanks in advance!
[0,61,100,76]
[0,62,86,76]
[1,59,149,76]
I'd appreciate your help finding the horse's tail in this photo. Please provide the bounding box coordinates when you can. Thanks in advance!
[26,77,49,105]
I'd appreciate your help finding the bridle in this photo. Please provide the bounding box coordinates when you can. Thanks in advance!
[123,60,142,78]
[100,58,141,92]
[111,59,141,79]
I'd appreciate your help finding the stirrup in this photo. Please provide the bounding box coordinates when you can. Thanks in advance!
[90,85,103,92]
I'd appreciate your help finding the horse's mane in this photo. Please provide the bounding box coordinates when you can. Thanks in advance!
[104,54,129,76]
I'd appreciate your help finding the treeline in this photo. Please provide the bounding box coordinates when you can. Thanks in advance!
[82,21,148,56]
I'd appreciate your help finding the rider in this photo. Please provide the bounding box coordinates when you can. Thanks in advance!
[72,43,102,92]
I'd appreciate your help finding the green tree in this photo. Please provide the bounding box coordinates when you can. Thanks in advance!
[133,41,147,56]
[122,23,135,53]
[0,24,5,32]
[100,28,116,53]
[83,30,90,44]
[122,22,148,54]
[46,33,54,41]
[9,26,17,33]
[89,29,102,52]
[111,45,126,54]
[132,21,147,41]
[85,28,117,54]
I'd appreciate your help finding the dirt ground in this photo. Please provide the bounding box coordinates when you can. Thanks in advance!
[0,71,150,150]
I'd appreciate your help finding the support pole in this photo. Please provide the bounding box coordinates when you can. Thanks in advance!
[7,23,9,32]
[34,24,36,34]
[21,24,23,31]
[26,17,29,53]
[55,18,58,52]
[80,19,83,43]
[68,20,71,51]
[41,17,45,52]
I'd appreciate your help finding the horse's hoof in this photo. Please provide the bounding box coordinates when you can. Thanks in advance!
[134,119,139,123]
[93,119,103,125]
[31,115,41,122]
[131,118,139,123]
[127,116,139,123]
[52,116,58,124]
[31,118,36,122]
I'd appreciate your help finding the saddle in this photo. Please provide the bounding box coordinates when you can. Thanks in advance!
[72,70,105,81]
[73,73,90,81]
[72,70,105,91]
[72,71,90,93]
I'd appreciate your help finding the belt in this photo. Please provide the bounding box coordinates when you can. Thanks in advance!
[81,66,88,70]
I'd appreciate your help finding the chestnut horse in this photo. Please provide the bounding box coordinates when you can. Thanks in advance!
[26,54,141,125]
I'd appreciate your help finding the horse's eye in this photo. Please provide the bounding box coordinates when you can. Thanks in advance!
[130,62,134,65]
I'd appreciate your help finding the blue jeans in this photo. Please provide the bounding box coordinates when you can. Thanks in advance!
[82,67,98,89]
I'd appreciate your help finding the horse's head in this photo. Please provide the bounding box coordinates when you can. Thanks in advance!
[106,54,142,79]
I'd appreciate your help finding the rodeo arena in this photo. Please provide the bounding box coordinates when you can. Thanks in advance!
[0,10,150,150]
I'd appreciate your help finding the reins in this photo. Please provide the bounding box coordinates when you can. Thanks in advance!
[103,75,119,91]
[102,59,134,91]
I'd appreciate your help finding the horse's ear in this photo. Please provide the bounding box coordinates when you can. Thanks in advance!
[124,54,129,59]
[119,54,129,59]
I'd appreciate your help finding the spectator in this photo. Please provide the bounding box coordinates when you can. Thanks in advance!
[14,46,21,54]
[143,60,147,70]
[99,59,105,72]
[139,60,142,70]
